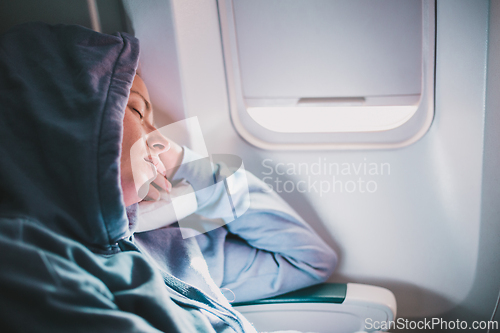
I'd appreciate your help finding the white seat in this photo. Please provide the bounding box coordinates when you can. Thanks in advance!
[233,283,397,333]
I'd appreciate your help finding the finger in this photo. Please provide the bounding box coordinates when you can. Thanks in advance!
[152,174,172,193]
[152,174,167,191]
[164,177,172,192]
[144,184,161,201]
[159,141,183,178]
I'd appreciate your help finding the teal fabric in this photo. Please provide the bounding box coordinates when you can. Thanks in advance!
[232,283,347,306]
[0,22,135,249]
[0,218,198,332]
[0,23,256,332]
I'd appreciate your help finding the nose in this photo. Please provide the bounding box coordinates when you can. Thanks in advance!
[145,129,170,155]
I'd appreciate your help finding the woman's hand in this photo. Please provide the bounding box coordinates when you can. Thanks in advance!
[143,137,182,202]
[144,173,172,202]
[135,139,189,232]
[137,173,175,232]
[159,139,184,179]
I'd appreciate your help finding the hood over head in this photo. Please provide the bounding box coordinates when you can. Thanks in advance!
[0,22,139,250]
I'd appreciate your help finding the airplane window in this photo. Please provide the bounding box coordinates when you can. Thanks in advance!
[218,0,435,150]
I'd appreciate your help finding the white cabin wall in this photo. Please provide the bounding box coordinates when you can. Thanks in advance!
[125,0,491,319]
[122,0,186,127]
[444,0,500,323]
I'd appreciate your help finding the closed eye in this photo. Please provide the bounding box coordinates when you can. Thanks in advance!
[132,108,144,119]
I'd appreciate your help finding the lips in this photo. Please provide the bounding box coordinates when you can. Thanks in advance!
[143,156,157,170]
[144,155,167,177]
[144,157,157,167]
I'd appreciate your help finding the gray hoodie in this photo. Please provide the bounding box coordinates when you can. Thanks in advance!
[0,22,336,332]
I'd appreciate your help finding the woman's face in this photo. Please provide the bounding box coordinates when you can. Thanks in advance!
[120,75,170,206]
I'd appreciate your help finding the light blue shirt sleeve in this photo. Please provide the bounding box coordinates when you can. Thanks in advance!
[170,146,338,303]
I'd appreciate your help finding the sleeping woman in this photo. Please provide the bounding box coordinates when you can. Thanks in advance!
[0,22,337,332]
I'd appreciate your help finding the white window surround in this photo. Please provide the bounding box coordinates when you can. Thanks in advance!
[247,105,419,133]
[217,0,436,150]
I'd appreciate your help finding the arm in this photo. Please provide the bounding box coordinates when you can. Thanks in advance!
[170,147,338,303]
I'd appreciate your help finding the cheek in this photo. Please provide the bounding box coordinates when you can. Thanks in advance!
[121,112,144,158]
[122,114,157,199]
[121,115,135,167]
[120,114,146,201]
